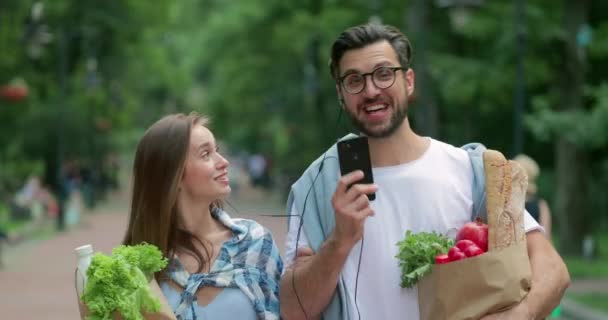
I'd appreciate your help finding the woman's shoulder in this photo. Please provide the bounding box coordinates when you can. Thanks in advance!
[228,217,284,275]
[231,217,274,241]
[214,209,270,239]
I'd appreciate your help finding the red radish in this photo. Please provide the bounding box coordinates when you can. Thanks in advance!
[435,254,450,264]
[456,218,489,252]
[450,251,466,261]
[455,239,476,252]
[463,245,484,257]
[448,247,464,261]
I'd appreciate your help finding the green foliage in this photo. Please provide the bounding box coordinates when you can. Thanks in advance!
[2,0,608,247]
[565,256,608,279]
[568,293,608,314]
[562,232,608,279]
[0,0,185,195]
[395,230,454,288]
[82,243,168,320]
[0,158,45,196]
[527,84,608,149]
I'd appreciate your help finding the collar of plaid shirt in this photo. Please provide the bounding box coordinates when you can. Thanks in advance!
[165,208,283,320]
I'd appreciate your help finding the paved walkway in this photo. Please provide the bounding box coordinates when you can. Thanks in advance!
[567,278,608,294]
[0,190,130,319]
[561,279,608,320]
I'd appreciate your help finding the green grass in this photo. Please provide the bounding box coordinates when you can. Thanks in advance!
[568,293,608,314]
[564,255,608,279]
[559,232,608,314]
[0,201,56,241]
[557,232,608,279]
[2,219,30,233]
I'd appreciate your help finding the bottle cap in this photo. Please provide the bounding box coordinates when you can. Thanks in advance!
[75,244,93,257]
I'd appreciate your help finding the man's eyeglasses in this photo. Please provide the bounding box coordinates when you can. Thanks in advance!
[339,66,406,94]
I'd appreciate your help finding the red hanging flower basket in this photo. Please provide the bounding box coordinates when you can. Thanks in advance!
[0,84,29,102]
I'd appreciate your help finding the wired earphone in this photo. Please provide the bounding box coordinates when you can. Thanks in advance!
[290,103,366,320]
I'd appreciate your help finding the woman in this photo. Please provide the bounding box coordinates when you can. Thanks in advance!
[514,154,552,239]
[514,154,562,318]
[123,113,283,320]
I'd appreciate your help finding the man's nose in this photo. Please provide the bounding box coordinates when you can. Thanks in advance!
[362,75,381,97]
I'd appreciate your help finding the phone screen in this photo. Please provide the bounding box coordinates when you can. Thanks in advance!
[337,136,375,201]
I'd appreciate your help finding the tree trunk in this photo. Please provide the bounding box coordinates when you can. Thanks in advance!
[405,0,440,138]
[556,0,590,255]
[308,0,328,142]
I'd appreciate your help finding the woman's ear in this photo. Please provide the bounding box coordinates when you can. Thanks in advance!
[177,171,184,191]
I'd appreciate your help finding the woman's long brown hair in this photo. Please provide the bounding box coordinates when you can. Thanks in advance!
[123,113,222,280]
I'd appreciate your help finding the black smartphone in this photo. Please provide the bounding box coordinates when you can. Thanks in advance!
[337,136,375,201]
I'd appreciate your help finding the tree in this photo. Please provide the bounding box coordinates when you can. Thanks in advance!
[405,0,440,137]
[525,0,608,254]
[554,0,590,255]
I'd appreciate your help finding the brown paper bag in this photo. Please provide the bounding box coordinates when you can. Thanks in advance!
[77,278,177,320]
[417,241,531,320]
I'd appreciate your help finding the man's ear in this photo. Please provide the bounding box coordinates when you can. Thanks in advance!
[336,84,345,109]
[405,68,415,97]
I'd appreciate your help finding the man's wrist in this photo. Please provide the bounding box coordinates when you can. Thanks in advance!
[325,233,354,259]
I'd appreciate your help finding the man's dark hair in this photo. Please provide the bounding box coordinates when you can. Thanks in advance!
[329,23,413,80]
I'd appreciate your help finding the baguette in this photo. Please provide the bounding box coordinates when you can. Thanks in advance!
[504,160,528,246]
[483,150,511,250]
[484,149,530,250]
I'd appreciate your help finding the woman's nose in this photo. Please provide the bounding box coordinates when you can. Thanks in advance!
[216,153,229,168]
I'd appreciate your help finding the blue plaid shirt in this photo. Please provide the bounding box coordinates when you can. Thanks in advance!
[165,209,283,320]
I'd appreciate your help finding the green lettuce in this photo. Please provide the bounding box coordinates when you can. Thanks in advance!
[395,230,454,289]
[81,243,168,320]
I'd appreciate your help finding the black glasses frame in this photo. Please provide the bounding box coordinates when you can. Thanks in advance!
[339,66,406,94]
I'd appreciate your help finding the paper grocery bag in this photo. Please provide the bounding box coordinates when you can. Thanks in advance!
[417,242,531,320]
[77,278,177,320]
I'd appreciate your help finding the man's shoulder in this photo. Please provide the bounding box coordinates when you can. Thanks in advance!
[427,138,470,163]
[430,139,487,162]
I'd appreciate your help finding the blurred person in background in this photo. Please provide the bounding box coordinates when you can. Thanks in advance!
[12,175,58,221]
[514,154,552,240]
[11,175,42,220]
[0,228,6,268]
[247,153,267,188]
[514,154,563,318]
[122,113,283,320]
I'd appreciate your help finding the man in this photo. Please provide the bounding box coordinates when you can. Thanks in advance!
[280,23,570,320]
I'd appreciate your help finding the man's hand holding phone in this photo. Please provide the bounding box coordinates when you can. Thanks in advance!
[330,170,378,249]
[337,136,375,200]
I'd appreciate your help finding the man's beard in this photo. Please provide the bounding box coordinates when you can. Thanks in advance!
[346,99,408,138]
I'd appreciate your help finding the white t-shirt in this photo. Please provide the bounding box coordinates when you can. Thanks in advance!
[284,138,541,320]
